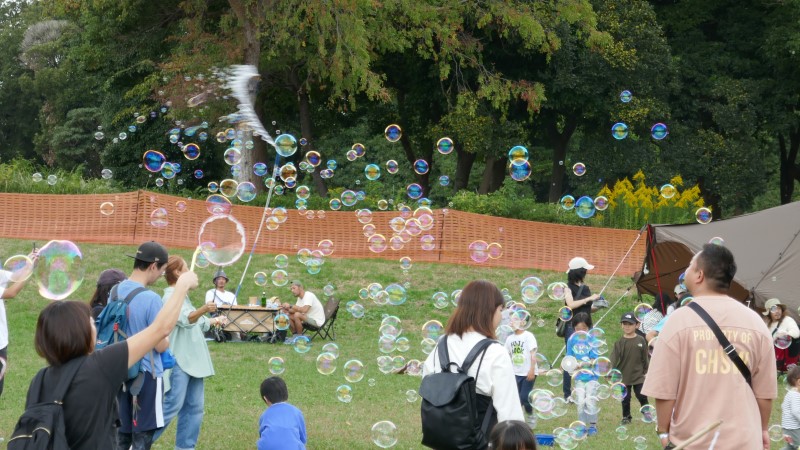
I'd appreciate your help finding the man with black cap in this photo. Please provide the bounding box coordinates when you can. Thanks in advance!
[116,241,171,450]
[205,268,237,308]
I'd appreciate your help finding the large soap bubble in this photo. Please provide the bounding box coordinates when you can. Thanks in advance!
[198,214,246,266]
[35,240,85,300]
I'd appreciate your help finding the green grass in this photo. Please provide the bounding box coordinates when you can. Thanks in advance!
[0,238,787,449]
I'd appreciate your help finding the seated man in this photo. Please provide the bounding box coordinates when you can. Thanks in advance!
[205,268,237,308]
[281,281,324,336]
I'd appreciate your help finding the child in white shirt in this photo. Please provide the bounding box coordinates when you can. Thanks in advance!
[782,366,800,449]
[504,327,537,427]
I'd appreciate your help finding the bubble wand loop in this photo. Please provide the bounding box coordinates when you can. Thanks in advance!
[189,247,202,272]
[234,158,280,299]
[672,420,723,450]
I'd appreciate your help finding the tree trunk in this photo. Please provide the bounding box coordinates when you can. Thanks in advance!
[478,155,508,194]
[292,71,328,197]
[454,143,476,191]
[778,130,800,205]
[229,0,267,192]
[546,117,578,203]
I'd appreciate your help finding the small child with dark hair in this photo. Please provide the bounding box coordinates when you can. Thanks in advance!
[782,366,800,449]
[489,420,538,450]
[611,312,650,425]
[257,377,307,450]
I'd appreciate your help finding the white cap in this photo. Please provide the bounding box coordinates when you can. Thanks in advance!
[567,257,595,273]
[674,284,688,296]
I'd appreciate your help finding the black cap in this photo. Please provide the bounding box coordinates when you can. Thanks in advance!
[127,241,168,263]
[621,312,636,324]
[97,268,126,287]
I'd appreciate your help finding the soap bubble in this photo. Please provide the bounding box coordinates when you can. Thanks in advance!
[198,214,247,266]
[100,202,115,216]
[316,352,337,375]
[520,277,544,304]
[620,90,632,103]
[650,123,668,140]
[182,143,200,160]
[275,134,298,157]
[32,173,43,182]
[406,389,419,402]
[640,404,656,423]
[660,183,676,199]
[572,162,586,176]
[150,208,169,227]
[769,424,783,442]
[101,168,113,179]
[560,195,575,210]
[336,384,352,403]
[384,124,402,143]
[293,335,312,353]
[35,240,84,301]
[611,122,629,140]
[547,282,568,300]
[574,196,596,219]
[343,360,365,382]
[696,207,712,224]
[594,196,609,211]
[437,137,454,154]
[268,356,285,375]
[4,255,34,282]
[371,420,398,448]
[421,320,444,341]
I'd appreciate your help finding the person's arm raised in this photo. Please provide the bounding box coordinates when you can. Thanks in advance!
[126,271,198,369]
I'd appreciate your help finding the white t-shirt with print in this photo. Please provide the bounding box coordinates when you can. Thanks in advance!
[504,331,537,376]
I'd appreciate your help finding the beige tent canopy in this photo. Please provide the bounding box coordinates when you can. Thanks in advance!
[635,201,800,313]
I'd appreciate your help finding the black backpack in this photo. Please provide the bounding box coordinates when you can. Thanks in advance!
[419,336,497,450]
[7,357,85,450]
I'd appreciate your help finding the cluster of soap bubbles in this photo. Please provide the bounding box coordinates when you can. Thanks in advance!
[467,240,503,263]
[357,206,438,260]
[2,240,85,301]
[31,173,60,186]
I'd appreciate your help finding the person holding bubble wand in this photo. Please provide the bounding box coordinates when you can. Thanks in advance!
[0,248,37,398]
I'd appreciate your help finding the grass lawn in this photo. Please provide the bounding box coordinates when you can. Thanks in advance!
[0,238,787,449]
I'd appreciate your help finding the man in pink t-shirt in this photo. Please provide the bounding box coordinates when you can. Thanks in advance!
[642,243,777,450]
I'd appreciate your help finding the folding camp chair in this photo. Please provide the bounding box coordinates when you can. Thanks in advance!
[303,298,339,341]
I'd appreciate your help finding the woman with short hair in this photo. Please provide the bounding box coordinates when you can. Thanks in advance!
[18,270,198,449]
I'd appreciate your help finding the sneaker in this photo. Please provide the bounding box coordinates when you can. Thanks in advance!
[588,425,598,436]
[620,416,632,425]
[283,336,296,345]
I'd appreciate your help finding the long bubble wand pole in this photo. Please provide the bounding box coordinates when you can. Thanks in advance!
[234,156,281,299]
[189,247,202,272]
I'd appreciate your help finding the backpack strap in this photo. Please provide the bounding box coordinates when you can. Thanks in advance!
[460,338,496,373]
[121,287,147,306]
[26,357,86,407]
[687,301,752,388]
[436,335,451,372]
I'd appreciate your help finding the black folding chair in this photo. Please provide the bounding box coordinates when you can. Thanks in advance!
[303,298,339,341]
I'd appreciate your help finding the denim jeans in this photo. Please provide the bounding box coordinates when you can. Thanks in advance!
[153,363,206,450]
[515,375,534,414]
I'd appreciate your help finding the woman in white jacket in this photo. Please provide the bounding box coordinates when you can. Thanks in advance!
[422,280,524,433]
[764,297,800,373]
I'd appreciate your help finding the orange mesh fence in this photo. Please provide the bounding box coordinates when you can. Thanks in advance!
[0,191,645,276]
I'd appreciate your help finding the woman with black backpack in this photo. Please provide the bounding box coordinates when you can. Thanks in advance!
[9,269,198,450]
[421,280,523,449]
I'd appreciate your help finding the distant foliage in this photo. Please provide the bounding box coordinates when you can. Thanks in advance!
[0,158,116,195]
[591,170,705,229]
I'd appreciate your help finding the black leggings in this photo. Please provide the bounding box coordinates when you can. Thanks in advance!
[621,383,648,418]
[0,346,7,398]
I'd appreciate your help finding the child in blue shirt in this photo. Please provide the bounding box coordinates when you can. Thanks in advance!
[257,377,307,450]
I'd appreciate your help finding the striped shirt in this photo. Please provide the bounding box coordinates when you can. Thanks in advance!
[782,389,800,430]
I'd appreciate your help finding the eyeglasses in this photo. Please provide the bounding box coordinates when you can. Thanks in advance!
[770,306,780,313]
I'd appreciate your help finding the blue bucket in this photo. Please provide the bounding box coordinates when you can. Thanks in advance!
[535,433,555,446]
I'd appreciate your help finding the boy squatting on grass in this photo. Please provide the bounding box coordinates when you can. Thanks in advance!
[257,376,307,450]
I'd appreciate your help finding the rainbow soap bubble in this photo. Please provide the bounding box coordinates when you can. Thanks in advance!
[495,324,514,344]
[775,334,792,350]
[198,214,246,266]
[219,179,239,198]
[508,145,529,163]
[520,276,544,304]
[268,356,285,375]
[305,151,321,167]
[509,160,531,181]
[223,147,242,165]
[594,196,609,211]
[274,134,298,157]
[769,424,783,442]
[4,255,34,282]
[574,196,596,219]
[611,122,629,140]
[437,137,454,154]
[395,336,410,352]
[175,201,187,213]
[640,404,656,423]
[352,143,366,157]
[547,282,568,300]
[620,90,633,103]
[253,272,268,286]
[385,160,399,174]
[336,384,352,403]
[546,369,563,386]
[253,162,268,177]
[469,240,490,263]
[364,164,381,181]
[406,183,423,200]
[35,240,85,301]
[610,382,627,401]
[274,313,290,331]
[592,356,612,377]
[236,182,257,202]
[182,143,200,160]
[660,183,677,199]
[709,236,725,246]
[413,159,429,175]
[143,150,166,172]
[567,331,591,357]
[560,195,575,210]
[608,368,623,384]
[616,425,629,440]
[633,303,652,322]
[421,338,436,354]
[205,194,232,215]
[572,162,586,176]
[558,306,573,321]
[431,292,449,309]
[316,352,337,375]
[384,124,402,143]
[371,420,398,448]
[385,283,407,305]
[650,123,668,140]
[696,207,712,224]
[509,310,532,330]
[343,359,365,382]
[150,208,169,227]
[194,169,204,179]
[421,320,444,341]
[293,335,312,353]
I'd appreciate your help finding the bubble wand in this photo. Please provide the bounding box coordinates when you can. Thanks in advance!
[189,247,202,272]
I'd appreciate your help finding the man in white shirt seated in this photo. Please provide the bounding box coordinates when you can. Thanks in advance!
[205,269,237,308]
[281,280,325,335]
